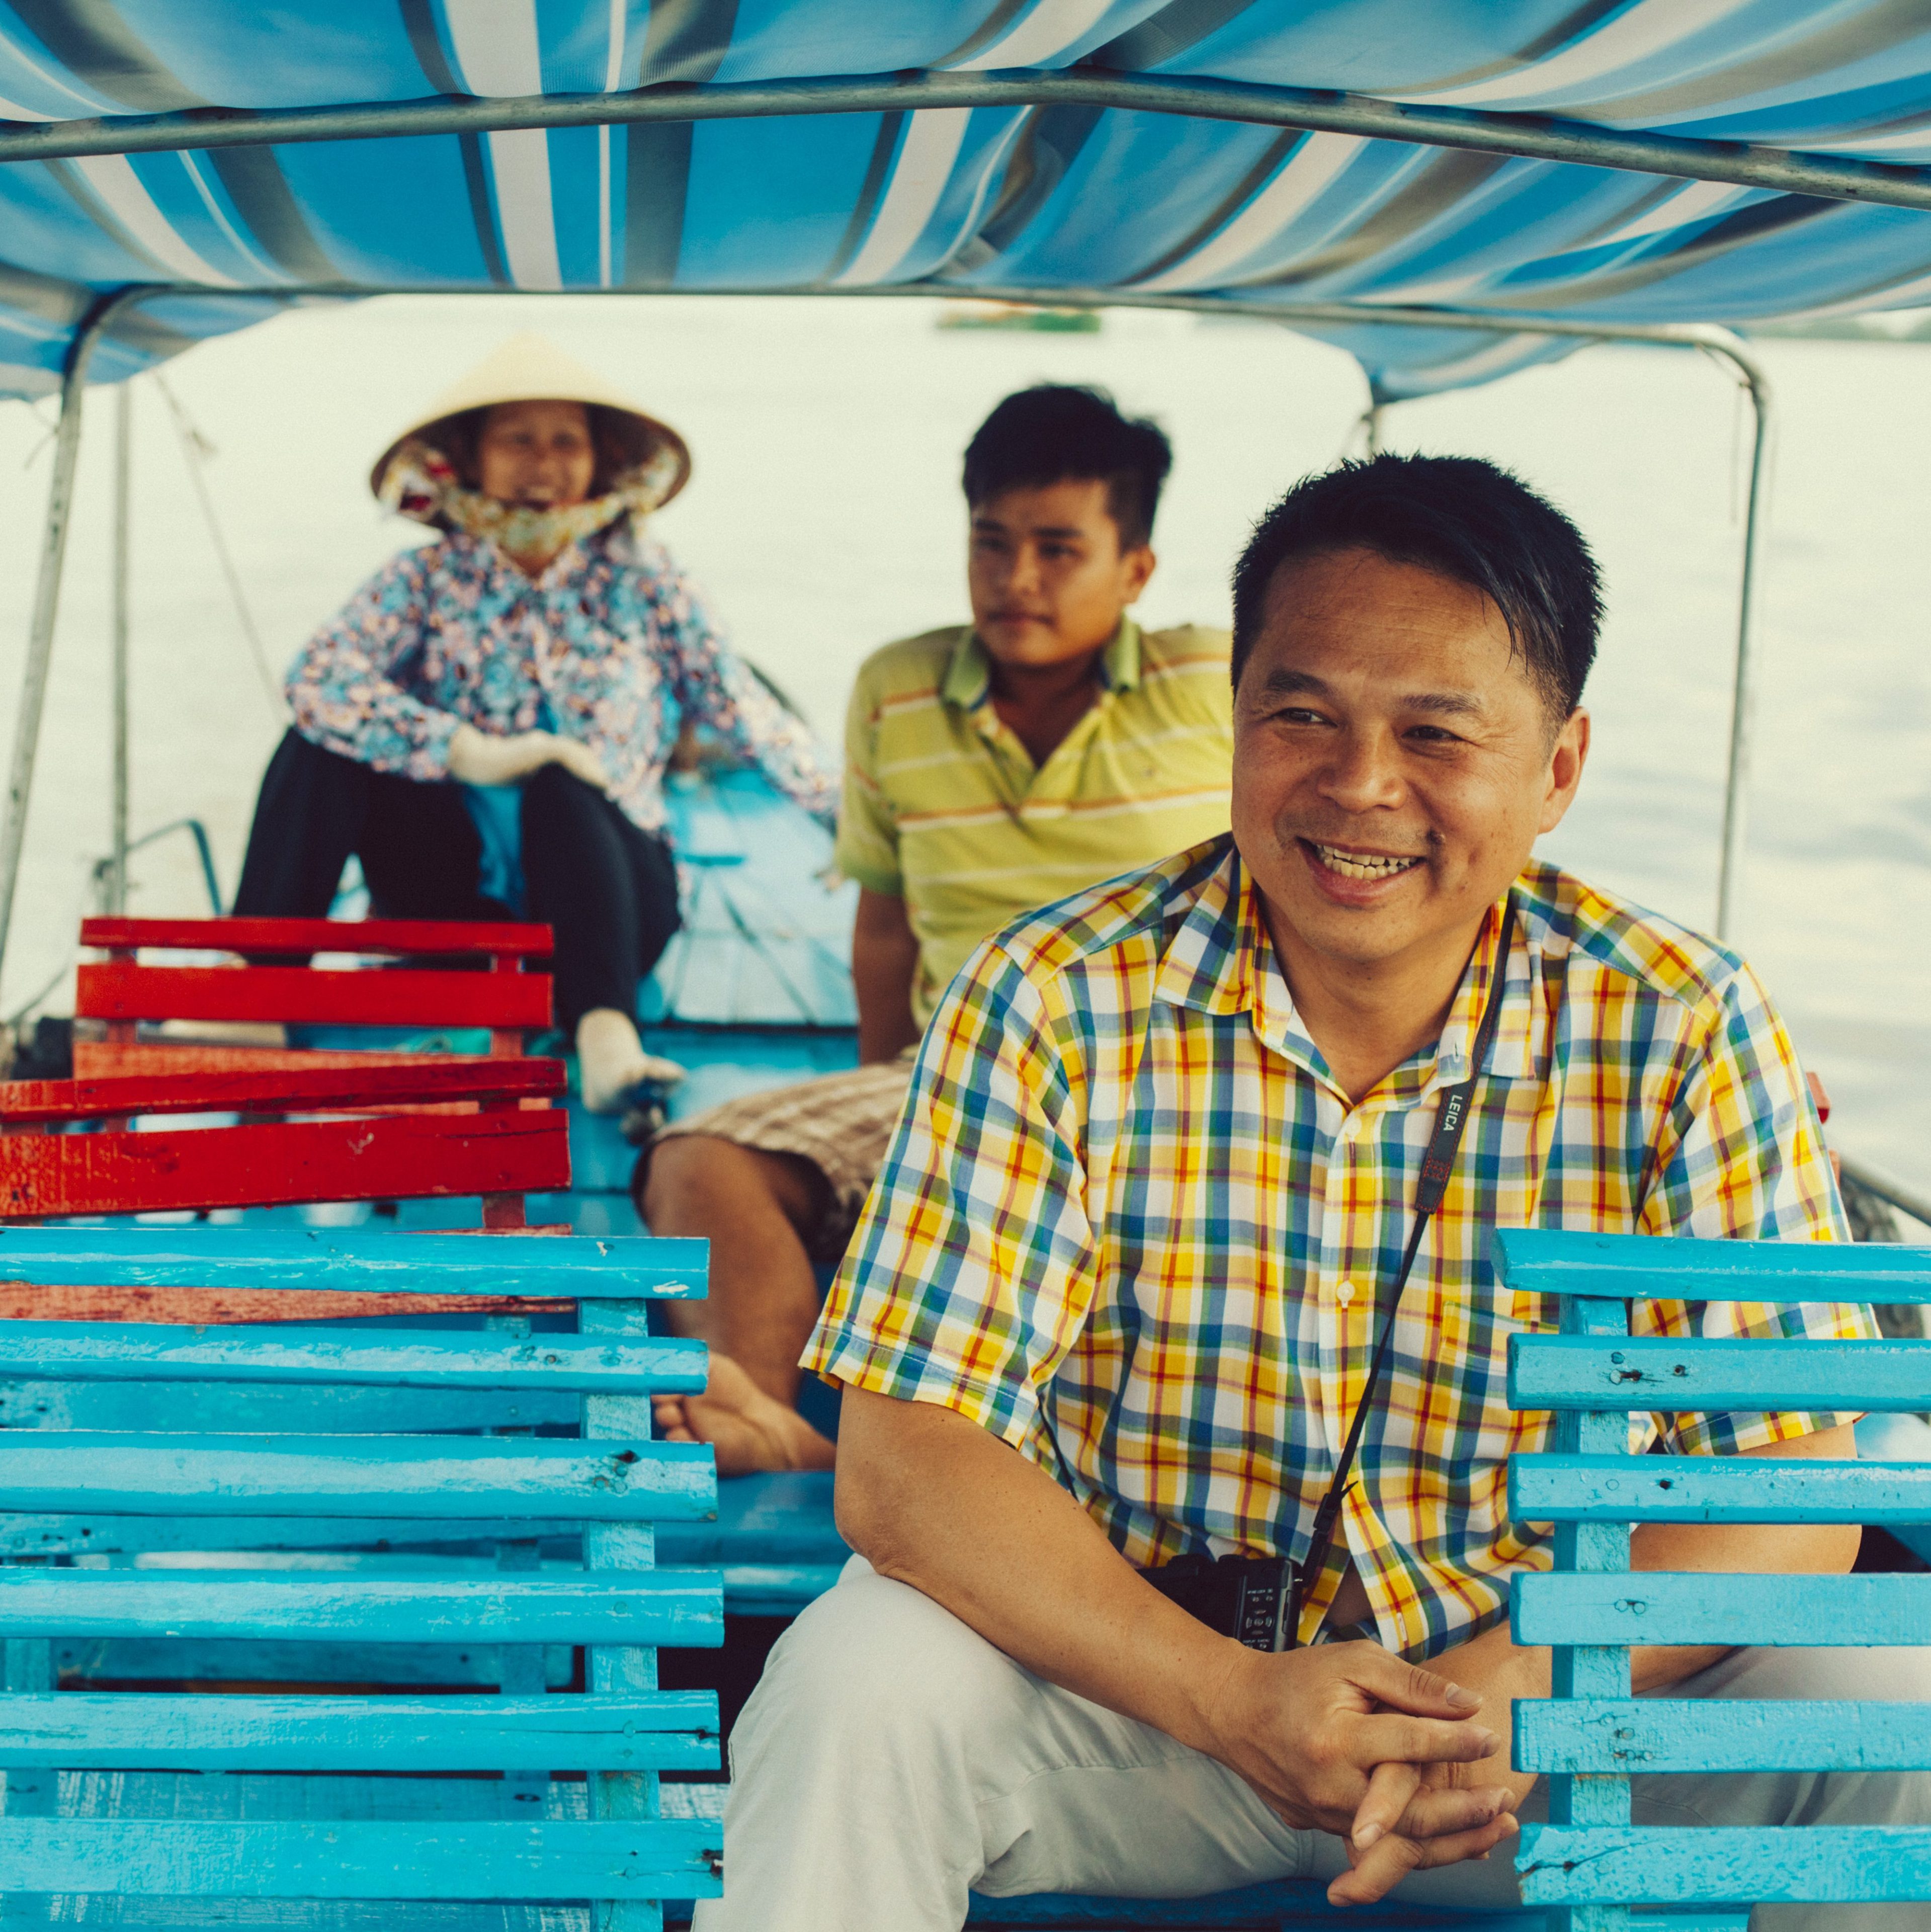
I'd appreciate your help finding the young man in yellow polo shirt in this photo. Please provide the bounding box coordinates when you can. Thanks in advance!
[636,384,1233,1473]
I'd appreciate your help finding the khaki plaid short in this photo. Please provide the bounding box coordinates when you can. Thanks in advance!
[652,1056,915,1262]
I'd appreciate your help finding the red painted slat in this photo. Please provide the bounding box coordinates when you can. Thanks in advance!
[80,917,554,958]
[72,1045,459,1080]
[0,1059,563,1124]
[0,1112,571,1220]
[76,964,553,1030]
[0,1286,572,1322]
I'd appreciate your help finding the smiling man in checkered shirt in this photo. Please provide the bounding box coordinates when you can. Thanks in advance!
[696,455,1919,1932]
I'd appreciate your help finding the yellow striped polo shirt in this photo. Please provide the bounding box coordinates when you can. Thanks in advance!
[834,618,1232,1026]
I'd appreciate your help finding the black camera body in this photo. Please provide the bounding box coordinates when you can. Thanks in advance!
[1142,1552,1299,1652]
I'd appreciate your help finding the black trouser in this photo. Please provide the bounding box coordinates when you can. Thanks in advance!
[233,730,682,1031]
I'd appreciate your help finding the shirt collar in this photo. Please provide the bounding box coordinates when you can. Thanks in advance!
[941,616,1142,711]
[1154,841,1536,1094]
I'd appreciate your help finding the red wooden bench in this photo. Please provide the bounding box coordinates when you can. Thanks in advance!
[0,1057,573,1321]
[72,916,554,1080]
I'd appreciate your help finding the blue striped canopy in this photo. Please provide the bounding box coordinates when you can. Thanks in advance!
[3,1,1930,403]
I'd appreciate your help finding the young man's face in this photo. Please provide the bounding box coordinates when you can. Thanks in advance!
[1231,546,1588,975]
[967,480,1155,668]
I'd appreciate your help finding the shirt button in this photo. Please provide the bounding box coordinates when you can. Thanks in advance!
[1336,1282,1356,1306]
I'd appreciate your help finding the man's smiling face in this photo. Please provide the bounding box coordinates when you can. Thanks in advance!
[1231,545,1589,975]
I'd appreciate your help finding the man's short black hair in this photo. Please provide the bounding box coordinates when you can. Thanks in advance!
[1230,454,1603,719]
[963,385,1171,551]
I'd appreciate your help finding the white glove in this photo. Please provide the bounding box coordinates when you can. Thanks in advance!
[447,724,609,793]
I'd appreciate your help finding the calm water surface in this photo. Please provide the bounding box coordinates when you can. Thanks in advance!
[0,296,1924,1192]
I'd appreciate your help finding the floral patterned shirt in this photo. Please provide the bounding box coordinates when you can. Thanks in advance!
[285,526,836,836]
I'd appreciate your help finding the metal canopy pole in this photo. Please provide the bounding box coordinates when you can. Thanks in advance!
[108,380,132,917]
[0,288,142,986]
[0,71,1928,212]
[1712,353,1774,942]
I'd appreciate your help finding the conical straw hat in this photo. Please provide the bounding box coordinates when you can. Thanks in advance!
[369,331,691,513]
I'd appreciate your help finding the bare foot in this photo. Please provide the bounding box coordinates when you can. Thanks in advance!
[576,1007,686,1115]
[653,1351,836,1477]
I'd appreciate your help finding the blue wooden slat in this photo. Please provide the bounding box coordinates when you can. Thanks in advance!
[1492,1230,1930,1305]
[0,1322,706,1393]
[655,1468,848,1566]
[0,1569,725,1646]
[1513,1571,1931,1646]
[0,1227,707,1300]
[1512,1454,1931,1523]
[712,1562,845,1615]
[52,1636,574,1689]
[1,1515,587,1557]
[1509,1335,1931,1412]
[0,1434,716,1520]
[0,1819,723,1899]
[1545,1292,1633,1881]
[1517,1698,1931,1774]
[0,1690,718,1770]
[579,1292,664,1932]
[0,1378,584,1435]
[1518,1825,1931,1903]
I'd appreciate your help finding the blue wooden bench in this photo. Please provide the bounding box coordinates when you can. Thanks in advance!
[1494,1227,1928,1930]
[0,1224,725,1927]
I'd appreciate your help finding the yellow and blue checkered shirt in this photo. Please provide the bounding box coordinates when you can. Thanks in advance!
[804,835,1874,1659]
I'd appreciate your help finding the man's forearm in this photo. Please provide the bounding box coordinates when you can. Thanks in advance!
[851,887,921,1063]
[834,1384,1240,1753]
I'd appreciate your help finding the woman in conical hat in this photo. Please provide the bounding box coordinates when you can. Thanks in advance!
[230,333,836,1112]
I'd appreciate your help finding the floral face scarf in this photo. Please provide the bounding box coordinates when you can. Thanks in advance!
[378,435,684,564]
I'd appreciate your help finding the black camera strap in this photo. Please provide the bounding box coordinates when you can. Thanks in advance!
[1289,895,1518,1639]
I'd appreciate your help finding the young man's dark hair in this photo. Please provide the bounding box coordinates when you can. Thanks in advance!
[1230,453,1603,719]
[962,384,1172,550]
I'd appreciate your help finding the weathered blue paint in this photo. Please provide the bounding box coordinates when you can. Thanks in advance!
[0,1569,725,1646]
[1491,1233,1931,1928]
[1492,1229,1931,1304]
[1545,1290,1632,1877]
[0,1223,728,1924]
[0,1322,706,1392]
[1518,1699,1931,1774]
[1519,1826,1931,1903]
[0,1691,719,1770]
[0,1513,588,1558]
[1511,1453,1930,1523]
[0,1819,723,1899]
[657,1467,848,1612]
[1515,1566,1931,1648]
[578,1294,667,1932]
[0,1376,587,1436]
[0,1227,708,1299]
[714,1562,848,1614]
[51,1635,576,1689]
[1509,1336,1931,1412]
[0,1434,717,1520]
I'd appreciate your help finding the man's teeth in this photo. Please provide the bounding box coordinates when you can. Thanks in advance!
[1311,843,1421,880]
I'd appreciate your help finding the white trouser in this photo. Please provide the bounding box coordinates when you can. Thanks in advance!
[696,1558,1931,1932]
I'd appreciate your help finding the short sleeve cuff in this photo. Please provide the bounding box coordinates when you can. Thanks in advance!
[833,852,904,897]
[802,1329,1038,1452]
